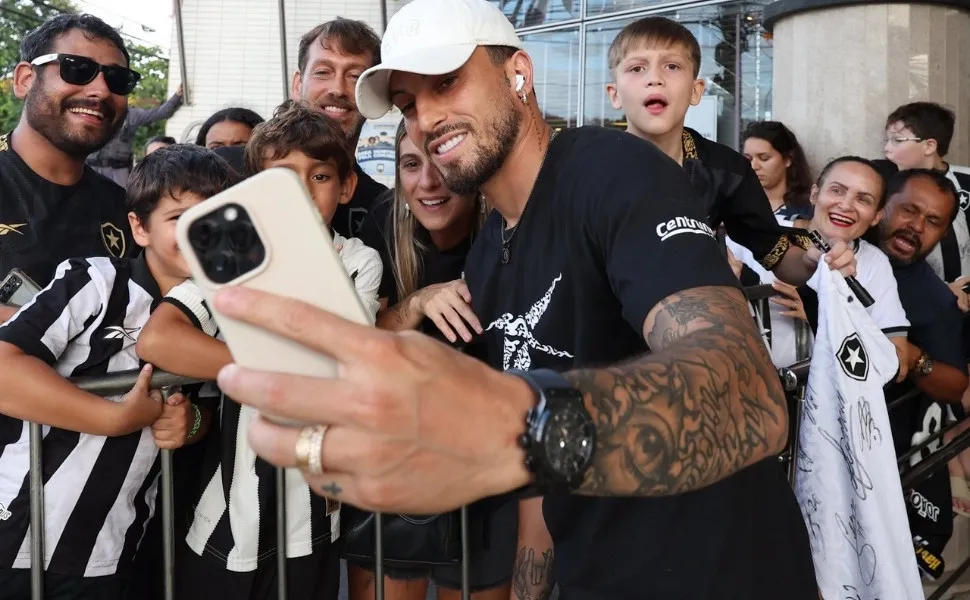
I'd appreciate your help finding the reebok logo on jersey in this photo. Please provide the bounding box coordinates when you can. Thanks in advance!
[656,216,715,242]
[104,326,141,342]
[0,223,26,235]
[0,502,10,521]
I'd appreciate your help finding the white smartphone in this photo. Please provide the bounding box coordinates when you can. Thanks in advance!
[175,167,372,424]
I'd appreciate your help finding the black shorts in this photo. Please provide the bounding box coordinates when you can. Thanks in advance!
[172,539,340,600]
[350,495,518,592]
[0,568,126,600]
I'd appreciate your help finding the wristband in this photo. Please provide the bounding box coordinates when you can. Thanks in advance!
[188,404,202,439]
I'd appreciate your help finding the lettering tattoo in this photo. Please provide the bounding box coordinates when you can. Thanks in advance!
[565,286,788,496]
[512,546,554,600]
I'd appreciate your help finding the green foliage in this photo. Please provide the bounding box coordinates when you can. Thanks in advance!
[0,0,170,150]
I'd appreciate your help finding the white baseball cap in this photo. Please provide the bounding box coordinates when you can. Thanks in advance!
[355,0,523,120]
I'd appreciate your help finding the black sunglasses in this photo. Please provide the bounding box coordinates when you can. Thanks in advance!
[30,53,141,96]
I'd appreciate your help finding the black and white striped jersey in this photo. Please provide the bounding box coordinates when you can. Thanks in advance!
[167,233,381,572]
[0,254,163,577]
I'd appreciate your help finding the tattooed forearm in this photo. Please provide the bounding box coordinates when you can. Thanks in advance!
[512,546,554,600]
[565,285,788,497]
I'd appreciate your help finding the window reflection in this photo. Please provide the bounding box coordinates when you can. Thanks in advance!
[489,0,578,29]
[521,28,582,128]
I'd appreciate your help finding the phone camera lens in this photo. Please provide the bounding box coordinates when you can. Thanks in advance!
[228,222,257,253]
[205,250,238,283]
[190,219,221,251]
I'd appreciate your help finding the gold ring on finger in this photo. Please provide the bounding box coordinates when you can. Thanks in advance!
[294,426,315,471]
[307,425,328,476]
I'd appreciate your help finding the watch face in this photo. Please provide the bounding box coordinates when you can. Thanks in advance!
[543,409,595,478]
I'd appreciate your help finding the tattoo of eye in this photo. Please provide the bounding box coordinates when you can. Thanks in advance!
[566,286,788,497]
[512,546,554,600]
[320,482,343,496]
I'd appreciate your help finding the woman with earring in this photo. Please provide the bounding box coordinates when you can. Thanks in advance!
[348,121,516,600]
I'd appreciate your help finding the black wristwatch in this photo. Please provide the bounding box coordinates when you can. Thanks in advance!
[508,369,596,492]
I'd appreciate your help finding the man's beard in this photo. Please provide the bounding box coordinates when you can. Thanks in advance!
[880,223,925,266]
[24,80,124,158]
[434,97,520,197]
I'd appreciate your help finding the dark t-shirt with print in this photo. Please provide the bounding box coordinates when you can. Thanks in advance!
[464,126,817,599]
[0,132,135,287]
[332,164,388,240]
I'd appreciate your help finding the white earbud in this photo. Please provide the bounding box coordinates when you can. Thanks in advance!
[514,74,525,92]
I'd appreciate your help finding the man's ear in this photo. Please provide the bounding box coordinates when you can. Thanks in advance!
[924,138,939,157]
[690,78,706,107]
[507,51,535,99]
[128,211,150,248]
[606,82,622,110]
[290,71,303,101]
[339,170,358,205]
[12,62,35,101]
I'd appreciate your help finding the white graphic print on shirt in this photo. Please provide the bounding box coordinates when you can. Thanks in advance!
[486,274,574,370]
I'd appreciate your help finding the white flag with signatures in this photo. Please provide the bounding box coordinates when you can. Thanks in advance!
[794,263,921,600]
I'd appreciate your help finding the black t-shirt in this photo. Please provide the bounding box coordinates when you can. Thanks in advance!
[332,163,388,240]
[0,133,135,287]
[464,126,817,599]
[887,258,967,559]
[682,127,803,271]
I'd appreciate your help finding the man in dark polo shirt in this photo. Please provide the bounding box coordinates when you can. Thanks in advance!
[1,14,137,321]
[879,168,969,579]
[291,18,388,239]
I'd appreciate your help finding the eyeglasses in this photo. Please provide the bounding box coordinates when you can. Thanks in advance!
[30,53,141,96]
[885,136,923,146]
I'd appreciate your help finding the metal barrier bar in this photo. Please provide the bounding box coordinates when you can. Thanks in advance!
[460,505,470,600]
[901,425,970,488]
[886,388,921,412]
[160,389,176,600]
[276,468,288,599]
[29,422,43,600]
[927,552,970,600]
[374,512,384,600]
[743,283,776,301]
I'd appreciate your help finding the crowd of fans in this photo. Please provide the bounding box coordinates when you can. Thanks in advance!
[0,1,968,599]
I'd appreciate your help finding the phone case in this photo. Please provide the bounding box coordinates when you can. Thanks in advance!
[175,167,371,382]
[0,269,42,307]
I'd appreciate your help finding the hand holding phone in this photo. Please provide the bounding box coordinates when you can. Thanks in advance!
[175,168,373,426]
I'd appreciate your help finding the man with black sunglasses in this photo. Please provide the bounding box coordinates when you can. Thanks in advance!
[0,14,137,324]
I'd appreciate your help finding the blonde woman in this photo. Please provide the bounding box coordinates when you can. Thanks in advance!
[349,122,517,600]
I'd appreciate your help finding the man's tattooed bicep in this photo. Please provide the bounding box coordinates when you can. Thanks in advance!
[567,285,788,497]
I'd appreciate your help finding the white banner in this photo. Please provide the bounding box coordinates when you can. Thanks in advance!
[794,264,921,600]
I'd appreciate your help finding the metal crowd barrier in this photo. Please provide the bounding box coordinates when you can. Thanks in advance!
[23,370,473,600]
[23,282,966,600]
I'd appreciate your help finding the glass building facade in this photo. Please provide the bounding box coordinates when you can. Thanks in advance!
[492,0,774,149]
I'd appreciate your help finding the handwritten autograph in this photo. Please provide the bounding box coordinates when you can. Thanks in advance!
[856,397,882,452]
[817,391,874,500]
[837,510,877,586]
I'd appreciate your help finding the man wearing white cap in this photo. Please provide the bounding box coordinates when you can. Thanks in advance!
[211,0,823,598]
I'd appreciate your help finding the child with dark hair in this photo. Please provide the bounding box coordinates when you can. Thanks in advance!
[0,144,234,599]
[195,107,265,149]
[136,102,379,600]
